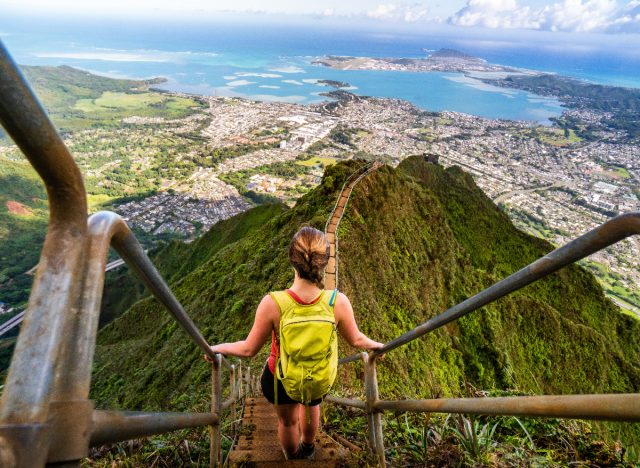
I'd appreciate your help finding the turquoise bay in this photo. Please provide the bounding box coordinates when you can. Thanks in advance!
[0,19,581,123]
[158,58,563,123]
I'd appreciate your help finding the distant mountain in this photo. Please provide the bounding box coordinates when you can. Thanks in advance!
[426,48,482,61]
[91,158,640,450]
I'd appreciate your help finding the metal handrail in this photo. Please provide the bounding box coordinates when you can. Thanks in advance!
[88,211,231,369]
[330,211,640,466]
[0,40,89,427]
[0,40,240,467]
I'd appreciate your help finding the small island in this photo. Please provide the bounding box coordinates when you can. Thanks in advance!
[317,79,351,89]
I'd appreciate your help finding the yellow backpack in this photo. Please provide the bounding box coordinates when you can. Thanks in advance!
[270,289,338,405]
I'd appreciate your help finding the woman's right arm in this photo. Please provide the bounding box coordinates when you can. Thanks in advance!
[207,295,277,358]
[334,293,384,351]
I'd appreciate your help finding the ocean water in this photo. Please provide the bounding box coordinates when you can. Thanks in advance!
[2,16,639,123]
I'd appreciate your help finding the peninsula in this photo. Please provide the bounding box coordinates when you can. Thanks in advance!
[313,48,522,74]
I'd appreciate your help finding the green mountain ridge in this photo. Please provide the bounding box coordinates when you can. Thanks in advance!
[91,157,640,461]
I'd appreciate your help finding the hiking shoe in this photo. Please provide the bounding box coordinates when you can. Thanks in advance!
[282,447,304,460]
[299,441,315,460]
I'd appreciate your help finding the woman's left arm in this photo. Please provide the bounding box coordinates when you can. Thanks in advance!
[206,295,277,358]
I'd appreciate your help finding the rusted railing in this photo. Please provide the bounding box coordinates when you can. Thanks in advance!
[326,210,640,466]
[0,41,244,467]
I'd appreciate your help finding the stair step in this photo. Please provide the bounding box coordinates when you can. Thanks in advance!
[229,447,345,463]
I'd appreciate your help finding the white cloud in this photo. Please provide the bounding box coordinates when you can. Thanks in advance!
[33,51,171,62]
[226,80,255,86]
[449,0,640,32]
[367,4,398,19]
[604,0,640,31]
[365,3,429,22]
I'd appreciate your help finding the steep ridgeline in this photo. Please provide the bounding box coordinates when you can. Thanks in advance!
[91,158,640,447]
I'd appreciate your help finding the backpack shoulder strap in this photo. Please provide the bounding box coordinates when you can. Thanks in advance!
[319,289,338,309]
[316,289,339,320]
[328,289,338,308]
[269,290,295,407]
[269,290,296,317]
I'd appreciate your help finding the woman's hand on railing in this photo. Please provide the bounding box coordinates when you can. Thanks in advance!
[204,344,225,363]
[368,341,385,351]
[368,340,385,359]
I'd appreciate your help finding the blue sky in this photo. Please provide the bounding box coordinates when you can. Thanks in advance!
[2,0,640,34]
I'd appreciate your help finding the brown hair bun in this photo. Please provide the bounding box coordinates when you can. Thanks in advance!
[289,226,330,287]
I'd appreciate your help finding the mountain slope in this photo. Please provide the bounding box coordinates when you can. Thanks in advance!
[90,157,640,446]
[0,155,48,306]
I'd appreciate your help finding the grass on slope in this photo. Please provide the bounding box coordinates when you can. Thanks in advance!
[99,203,287,325]
[0,154,48,305]
[74,91,199,122]
[89,158,639,462]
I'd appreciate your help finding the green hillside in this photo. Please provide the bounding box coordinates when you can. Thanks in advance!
[90,158,640,463]
[0,65,205,309]
[0,154,48,305]
[19,65,202,131]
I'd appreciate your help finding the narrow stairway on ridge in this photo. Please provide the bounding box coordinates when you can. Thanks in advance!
[324,161,382,290]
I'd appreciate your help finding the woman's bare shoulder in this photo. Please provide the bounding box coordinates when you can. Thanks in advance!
[258,294,278,311]
[333,291,352,321]
[335,291,351,305]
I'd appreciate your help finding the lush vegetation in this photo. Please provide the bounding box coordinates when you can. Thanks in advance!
[87,158,640,465]
[21,65,203,131]
[0,153,48,306]
[0,66,209,310]
[324,399,639,466]
[329,124,365,148]
[295,156,338,167]
[493,74,640,138]
[219,160,315,205]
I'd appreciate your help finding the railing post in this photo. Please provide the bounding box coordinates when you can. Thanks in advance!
[210,354,222,468]
[242,366,247,397]
[363,352,386,467]
[251,370,258,396]
[229,364,237,437]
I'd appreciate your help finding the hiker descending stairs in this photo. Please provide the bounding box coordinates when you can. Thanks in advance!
[226,163,382,466]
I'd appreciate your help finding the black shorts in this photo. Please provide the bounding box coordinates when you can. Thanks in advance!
[260,363,324,406]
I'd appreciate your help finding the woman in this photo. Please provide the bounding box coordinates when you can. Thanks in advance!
[208,226,383,460]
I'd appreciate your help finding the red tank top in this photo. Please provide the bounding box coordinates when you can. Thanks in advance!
[267,289,322,373]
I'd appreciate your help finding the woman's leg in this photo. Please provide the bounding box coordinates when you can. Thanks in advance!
[274,403,300,456]
[298,404,320,444]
